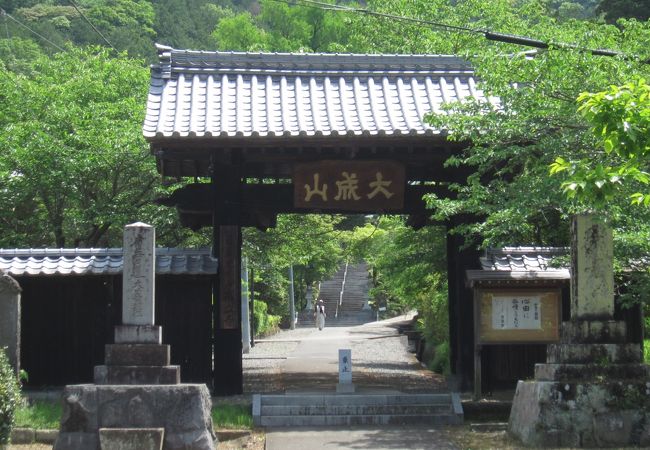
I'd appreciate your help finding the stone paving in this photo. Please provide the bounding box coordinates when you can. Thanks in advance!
[243,313,447,394]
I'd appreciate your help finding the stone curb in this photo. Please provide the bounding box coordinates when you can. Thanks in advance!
[11,428,57,444]
[11,428,251,445]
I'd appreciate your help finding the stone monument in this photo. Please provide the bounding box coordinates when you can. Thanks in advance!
[0,271,21,375]
[54,223,216,450]
[336,349,355,393]
[508,214,650,447]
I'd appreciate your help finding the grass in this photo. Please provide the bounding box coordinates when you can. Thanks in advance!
[14,399,252,430]
[14,401,61,429]
[211,404,252,429]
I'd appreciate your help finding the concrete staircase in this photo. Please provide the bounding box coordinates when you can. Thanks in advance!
[298,262,374,327]
[253,393,464,427]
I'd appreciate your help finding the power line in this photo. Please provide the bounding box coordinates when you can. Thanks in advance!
[3,9,9,39]
[0,8,65,52]
[266,0,644,64]
[67,0,117,52]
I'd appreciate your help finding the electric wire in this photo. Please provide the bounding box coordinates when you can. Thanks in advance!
[265,0,644,63]
[3,10,9,39]
[0,8,65,52]
[67,0,117,52]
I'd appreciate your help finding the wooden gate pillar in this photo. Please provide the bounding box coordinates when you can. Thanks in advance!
[446,225,481,390]
[213,225,243,395]
[212,160,243,395]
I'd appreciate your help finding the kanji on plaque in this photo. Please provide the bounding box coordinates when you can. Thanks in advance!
[492,296,542,330]
[294,161,405,211]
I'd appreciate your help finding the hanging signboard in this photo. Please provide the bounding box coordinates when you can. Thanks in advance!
[293,161,405,211]
[475,289,561,344]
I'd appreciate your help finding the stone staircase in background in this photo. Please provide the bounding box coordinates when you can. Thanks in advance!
[298,262,374,327]
[253,393,464,427]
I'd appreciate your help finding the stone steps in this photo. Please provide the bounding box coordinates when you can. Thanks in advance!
[253,393,463,427]
[298,262,373,327]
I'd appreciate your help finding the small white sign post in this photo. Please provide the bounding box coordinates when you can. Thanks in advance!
[337,348,355,393]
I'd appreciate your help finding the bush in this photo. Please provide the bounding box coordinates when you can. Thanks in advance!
[429,341,451,376]
[0,347,21,445]
[253,300,281,337]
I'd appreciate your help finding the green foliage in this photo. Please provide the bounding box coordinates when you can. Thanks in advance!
[213,11,269,51]
[14,401,60,430]
[0,348,21,445]
[0,46,196,248]
[551,79,650,207]
[212,0,353,52]
[645,339,650,363]
[252,300,281,337]
[597,0,650,23]
[211,403,252,429]
[429,341,451,375]
[244,214,343,318]
[0,38,45,74]
[422,1,649,247]
[347,217,449,346]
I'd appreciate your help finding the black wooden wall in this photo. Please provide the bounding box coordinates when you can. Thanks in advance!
[17,274,213,388]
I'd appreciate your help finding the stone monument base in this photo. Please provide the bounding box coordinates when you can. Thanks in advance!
[509,319,650,447]
[509,380,650,447]
[53,384,216,450]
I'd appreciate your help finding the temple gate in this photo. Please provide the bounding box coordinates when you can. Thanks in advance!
[144,45,486,394]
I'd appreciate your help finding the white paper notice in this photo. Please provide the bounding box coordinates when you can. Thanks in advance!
[492,296,541,330]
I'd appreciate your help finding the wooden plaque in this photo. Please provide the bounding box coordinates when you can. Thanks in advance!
[293,160,405,211]
[475,289,561,344]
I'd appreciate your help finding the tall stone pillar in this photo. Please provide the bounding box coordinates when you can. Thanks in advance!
[0,272,21,375]
[508,214,650,448]
[114,222,162,345]
[571,214,614,319]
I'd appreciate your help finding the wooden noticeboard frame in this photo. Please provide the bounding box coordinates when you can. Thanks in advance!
[475,288,561,345]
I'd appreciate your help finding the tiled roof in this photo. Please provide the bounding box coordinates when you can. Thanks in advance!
[0,248,217,276]
[143,44,491,140]
[466,247,570,287]
[480,247,569,272]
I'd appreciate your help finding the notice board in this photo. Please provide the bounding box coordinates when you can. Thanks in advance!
[475,289,561,344]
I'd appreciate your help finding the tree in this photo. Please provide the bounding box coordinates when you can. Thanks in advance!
[420,4,649,247]
[0,46,190,247]
[243,214,343,318]
[597,0,650,23]
[212,0,352,52]
[550,78,650,207]
[6,0,157,60]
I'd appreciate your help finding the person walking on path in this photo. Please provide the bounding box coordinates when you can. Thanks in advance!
[315,299,326,330]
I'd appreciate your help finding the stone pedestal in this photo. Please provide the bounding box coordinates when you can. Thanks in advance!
[54,385,214,450]
[509,319,650,447]
[508,215,650,447]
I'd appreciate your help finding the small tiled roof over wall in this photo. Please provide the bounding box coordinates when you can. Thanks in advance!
[480,247,569,271]
[467,247,570,287]
[0,248,217,276]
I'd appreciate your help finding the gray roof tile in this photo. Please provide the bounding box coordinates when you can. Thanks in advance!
[480,247,569,272]
[143,45,491,140]
[0,248,217,276]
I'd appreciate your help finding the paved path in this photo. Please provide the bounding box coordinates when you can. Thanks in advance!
[244,313,446,394]
[244,315,460,450]
[265,426,459,450]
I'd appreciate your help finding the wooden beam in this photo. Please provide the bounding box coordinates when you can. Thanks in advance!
[157,182,454,228]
